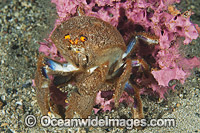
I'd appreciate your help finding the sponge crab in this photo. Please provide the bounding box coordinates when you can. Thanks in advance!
[34,13,159,119]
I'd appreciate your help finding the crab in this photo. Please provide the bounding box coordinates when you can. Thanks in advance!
[34,14,159,119]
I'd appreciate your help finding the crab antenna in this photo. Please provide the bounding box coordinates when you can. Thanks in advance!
[122,37,137,59]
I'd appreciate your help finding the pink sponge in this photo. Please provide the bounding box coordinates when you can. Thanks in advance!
[152,67,187,86]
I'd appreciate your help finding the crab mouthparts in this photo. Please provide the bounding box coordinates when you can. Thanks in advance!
[67,43,85,54]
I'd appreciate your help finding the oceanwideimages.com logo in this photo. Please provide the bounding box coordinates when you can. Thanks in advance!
[25,115,175,129]
[40,116,146,129]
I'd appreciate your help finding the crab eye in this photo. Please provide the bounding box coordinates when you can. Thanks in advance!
[80,35,87,42]
[64,34,70,40]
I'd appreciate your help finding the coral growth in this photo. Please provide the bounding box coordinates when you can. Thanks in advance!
[38,0,200,113]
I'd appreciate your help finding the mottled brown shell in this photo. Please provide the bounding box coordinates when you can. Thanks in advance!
[50,16,126,69]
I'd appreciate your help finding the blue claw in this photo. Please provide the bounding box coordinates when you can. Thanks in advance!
[41,59,79,79]
[122,37,136,59]
[46,59,79,72]
[46,59,59,71]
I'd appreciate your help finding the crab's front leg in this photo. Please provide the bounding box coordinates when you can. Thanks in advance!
[34,55,50,115]
[65,61,110,118]
[34,54,81,116]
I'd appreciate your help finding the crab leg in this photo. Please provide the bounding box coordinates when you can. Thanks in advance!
[122,37,137,59]
[132,58,149,71]
[131,84,144,119]
[135,32,159,45]
[122,32,159,59]
[125,82,144,119]
[112,58,132,107]
[34,55,50,115]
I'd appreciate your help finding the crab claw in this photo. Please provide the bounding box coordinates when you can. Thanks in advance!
[46,59,79,72]
[41,59,80,79]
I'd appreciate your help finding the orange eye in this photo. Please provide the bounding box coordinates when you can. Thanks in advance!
[64,34,70,40]
[80,36,87,42]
